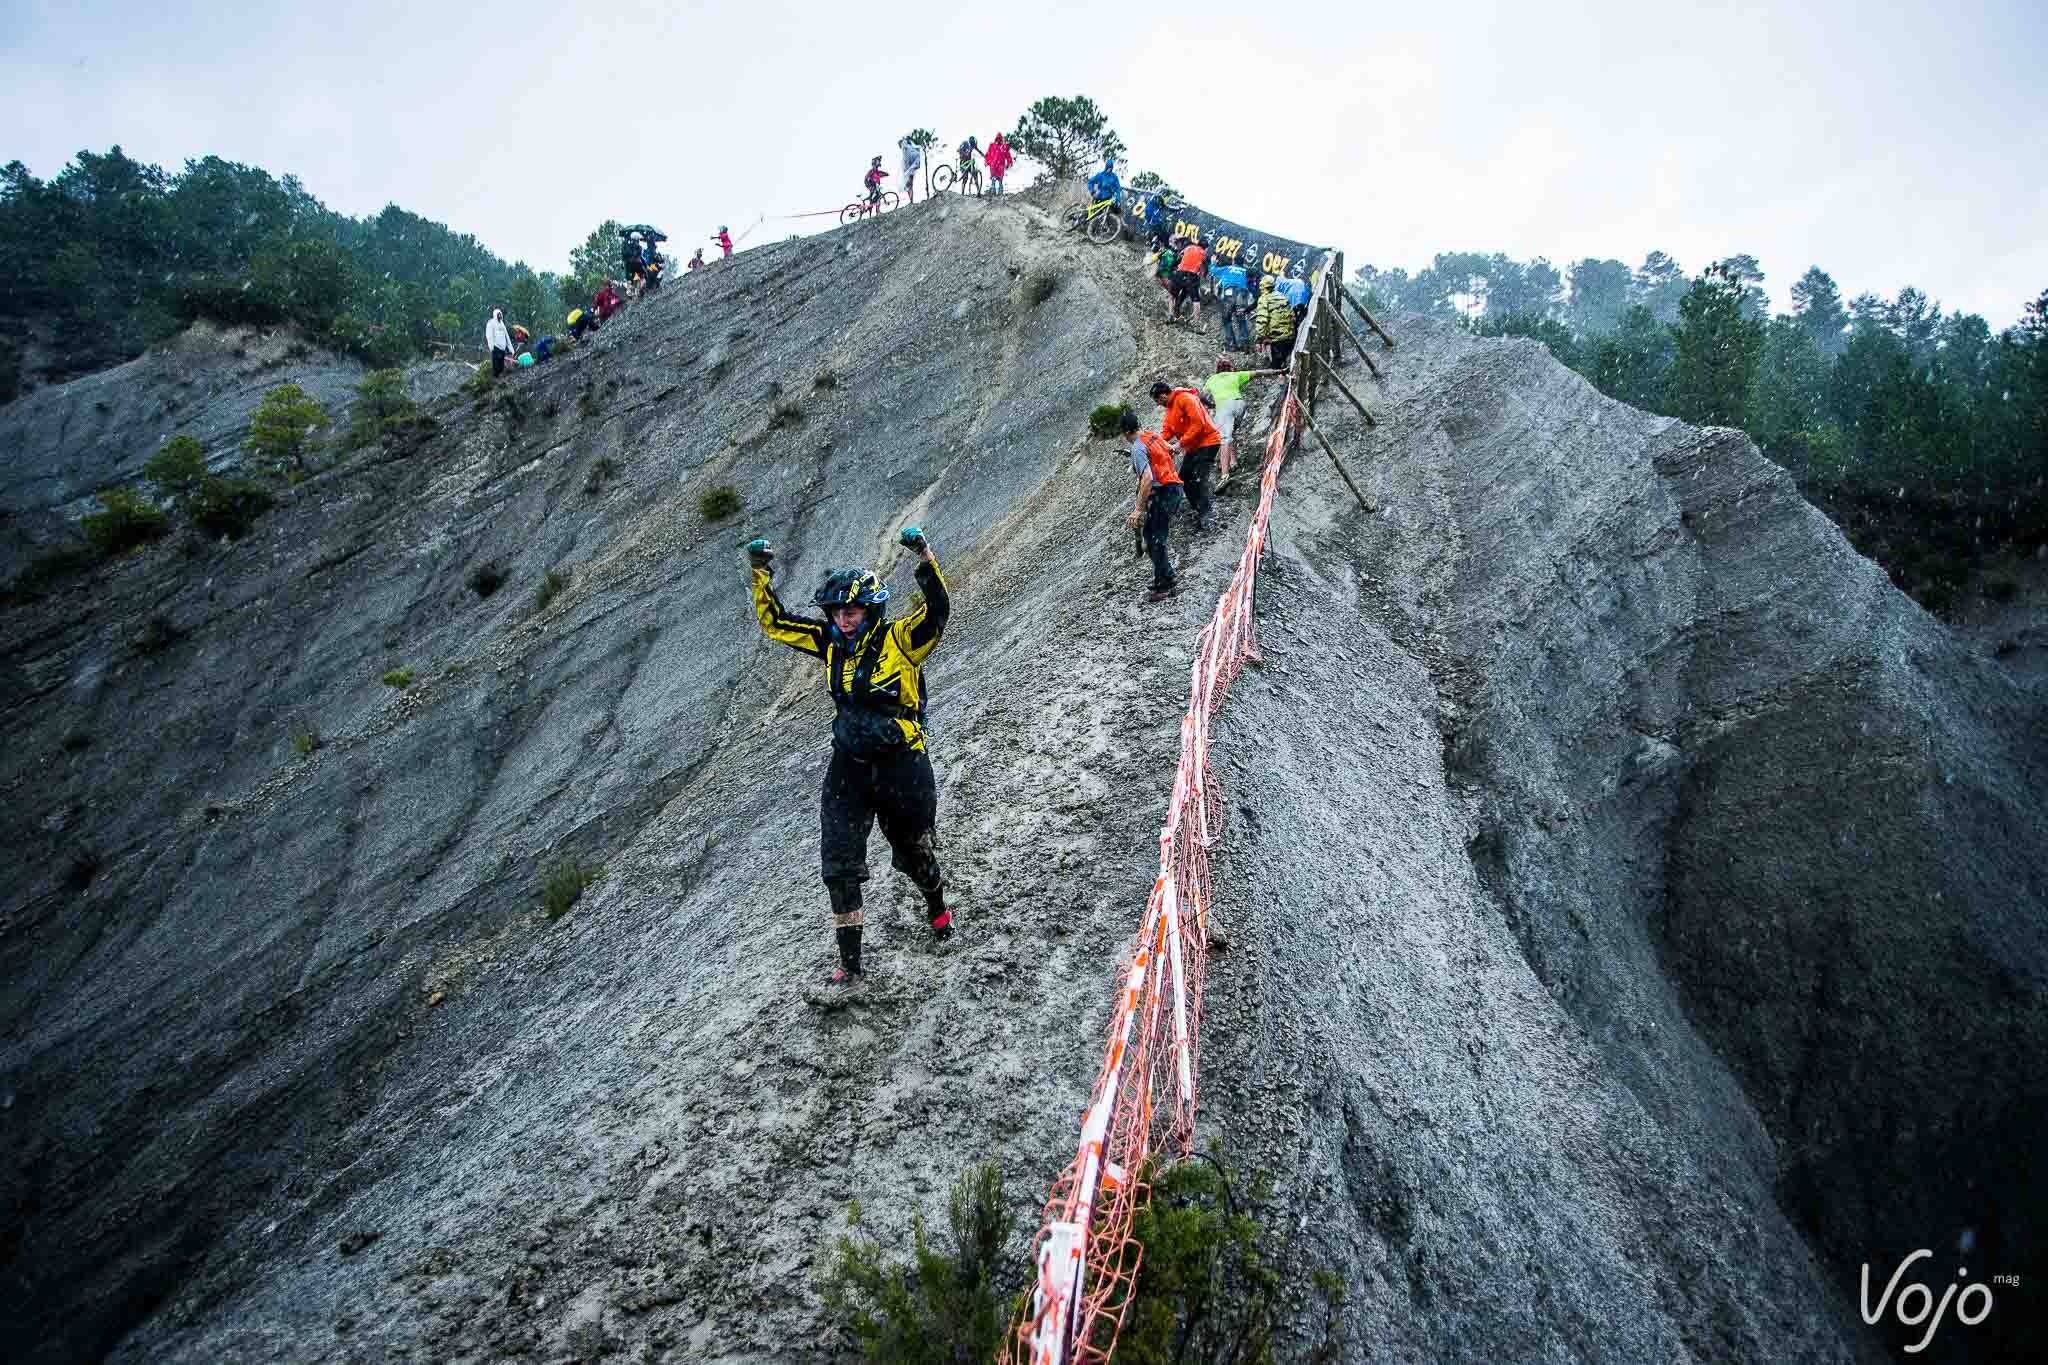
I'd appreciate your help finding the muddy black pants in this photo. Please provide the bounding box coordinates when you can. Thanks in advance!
[1180,444,1219,529]
[820,745,944,927]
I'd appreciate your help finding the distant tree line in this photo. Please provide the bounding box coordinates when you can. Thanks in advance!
[0,146,561,391]
[1352,252,2047,612]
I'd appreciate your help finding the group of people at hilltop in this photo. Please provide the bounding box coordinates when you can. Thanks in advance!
[481,225,736,376]
[865,131,1017,205]
[1146,225,1311,370]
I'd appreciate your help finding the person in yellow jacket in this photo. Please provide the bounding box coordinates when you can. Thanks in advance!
[745,529,953,987]
[1254,277,1298,371]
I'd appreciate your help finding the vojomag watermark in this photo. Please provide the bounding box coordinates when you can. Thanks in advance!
[1860,1248,1997,1354]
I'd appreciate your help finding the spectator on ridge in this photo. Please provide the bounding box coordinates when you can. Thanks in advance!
[1088,157,1121,209]
[716,225,733,259]
[688,248,706,271]
[898,136,924,203]
[956,134,982,188]
[985,132,1013,193]
[864,156,888,207]
[1120,409,1183,601]
[1152,379,1223,534]
[485,308,514,376]
[1255,277,1298,371]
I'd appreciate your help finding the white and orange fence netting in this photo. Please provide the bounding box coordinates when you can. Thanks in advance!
[1007,252,1341,1365]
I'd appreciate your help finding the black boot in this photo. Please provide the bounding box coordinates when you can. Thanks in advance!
[826,879,865,983]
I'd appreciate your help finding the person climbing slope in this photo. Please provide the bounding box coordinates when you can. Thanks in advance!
[1170,234,1209,327]
[715,226,733,259]
[1152,379,1223,533]
[1204,359,1281,486]
[1255,277,1298,371]
[744,530,955,987]
[1120,410,1183,601]
[593,281,623,322]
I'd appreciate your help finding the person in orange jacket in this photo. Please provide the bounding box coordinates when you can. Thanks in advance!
[1170,234,1210,327]
[1120,410,1184,599]
[1151,380,1224,532]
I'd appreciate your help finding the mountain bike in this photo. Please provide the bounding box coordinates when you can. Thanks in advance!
[931,161,984,196]
[1062,196,1124,244]
[840,192,901,226]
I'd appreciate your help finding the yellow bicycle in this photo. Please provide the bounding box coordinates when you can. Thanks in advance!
[1062,195,1125,244]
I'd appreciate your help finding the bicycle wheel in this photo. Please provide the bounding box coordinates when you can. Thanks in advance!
[1062,204,1088,234]
[840,202,867,226]
[1088,207,1124,244]
[881,191,901,213]
[930,164,956,194]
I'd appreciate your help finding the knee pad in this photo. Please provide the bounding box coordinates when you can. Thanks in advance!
[825,878,864,928]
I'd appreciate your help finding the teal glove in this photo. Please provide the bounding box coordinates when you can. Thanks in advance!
[743,537,773,569]
[898,527,928,551]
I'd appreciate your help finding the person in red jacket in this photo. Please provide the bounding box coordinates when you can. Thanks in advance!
[985,133,1014,194]
[715,225,734,258]
[1152,380,1224,533]
[592,282,623,322]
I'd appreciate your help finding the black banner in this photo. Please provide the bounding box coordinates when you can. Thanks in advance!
[1145,197,1327,281]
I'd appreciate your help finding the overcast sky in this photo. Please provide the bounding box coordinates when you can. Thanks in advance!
[8,0,2045,325]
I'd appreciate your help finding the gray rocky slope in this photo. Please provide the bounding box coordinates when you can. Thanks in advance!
[0,320,470,584]
[1,195,2041,1364]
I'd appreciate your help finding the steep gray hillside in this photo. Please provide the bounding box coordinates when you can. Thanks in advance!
[1,197,2041,1365]
[0,321,469,583]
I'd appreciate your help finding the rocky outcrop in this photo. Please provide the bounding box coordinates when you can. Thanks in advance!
[0,199,2040,1365]
[0,323,472,584]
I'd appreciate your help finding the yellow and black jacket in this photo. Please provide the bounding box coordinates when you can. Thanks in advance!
[751,560,951,756]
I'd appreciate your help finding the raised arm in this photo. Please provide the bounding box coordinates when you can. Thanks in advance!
[749,559,827,658]
[897,553,950,660]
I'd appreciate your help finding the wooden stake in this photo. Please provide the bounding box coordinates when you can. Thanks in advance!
[1312,352,1376,427]
[1336,279,1396,349]
[1299,404,1374,512]
[1329,302,1383,379]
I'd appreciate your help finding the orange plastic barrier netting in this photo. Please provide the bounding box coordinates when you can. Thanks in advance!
[1005,360,1316,1364]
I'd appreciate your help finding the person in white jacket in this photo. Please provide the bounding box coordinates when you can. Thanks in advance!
[485,308,514,376]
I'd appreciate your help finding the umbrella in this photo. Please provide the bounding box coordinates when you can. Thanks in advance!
[619,224,668,242]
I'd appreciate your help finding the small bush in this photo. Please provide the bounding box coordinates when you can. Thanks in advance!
[584,455,620,496]
[533,567,571,613]
[63,846,101,896]
[61,730,92,753]
[144,436,209,498]
[698,484,743,520]
[0,337,20,405]
[381,668,416,688]
[1089,403,1134,439]
[245,383,330,475]
[81,488,171,558]
[820,1162,1018,1365]
[468,562,505,598]
[813,368,839,390]
[343,368,416,450]
[292,730,323,756]
[768,401,804,430]
[1024,268,1058,306]
[540,859,601,920]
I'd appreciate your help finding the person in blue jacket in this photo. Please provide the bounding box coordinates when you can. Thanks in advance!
[1087,158,1122,209]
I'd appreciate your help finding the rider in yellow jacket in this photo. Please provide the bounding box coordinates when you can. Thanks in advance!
[747,529,953,986]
